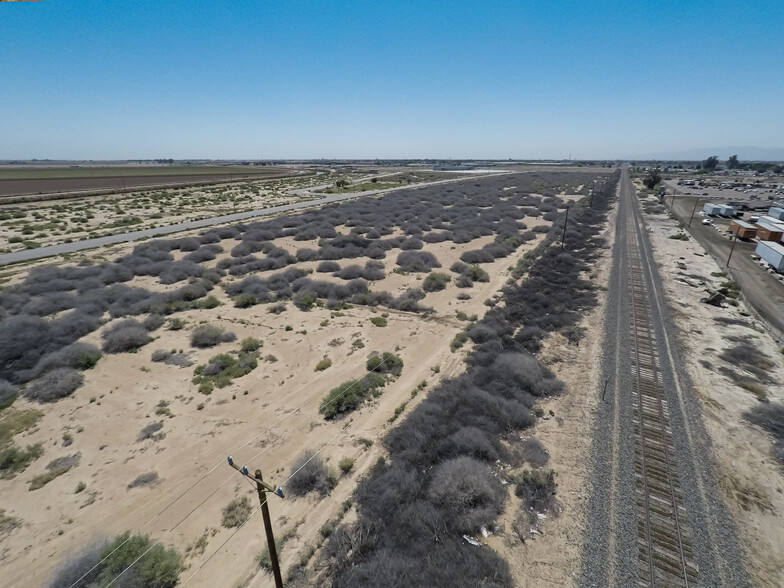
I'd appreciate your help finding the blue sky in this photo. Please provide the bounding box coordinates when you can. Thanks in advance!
[1,0,782,159]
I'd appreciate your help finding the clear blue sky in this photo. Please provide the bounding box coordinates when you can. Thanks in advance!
[1,0,782,160]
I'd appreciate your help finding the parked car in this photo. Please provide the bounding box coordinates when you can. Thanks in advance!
[701,219,712,225]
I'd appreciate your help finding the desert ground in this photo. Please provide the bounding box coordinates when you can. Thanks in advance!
[0,169,616,587]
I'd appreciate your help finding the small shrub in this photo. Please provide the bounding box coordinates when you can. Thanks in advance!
[315,358,333,371]
[286,450,336,497]
[366,352,403,376]
[515,469,557,521]
[128,471,160,489]
[522,437,549,467]
[24,368,84,403]
[240,337,263,352]
[369,316,387,327]
[93,532,182,588]
[0,443,44,479]
[222,495,253,528]
[388,401,408,422]
[465,264,489,282]
[258,536,284,571]
[268,302,287,314]
[167,317,186,330]
[338,457,355,475]
[102,320,152,353]
[191,324,225,348]
[450,332,468,351]
[744,403,784,465]
[75,481,86,493]
[422,272,451,292]
[137,421,164,442]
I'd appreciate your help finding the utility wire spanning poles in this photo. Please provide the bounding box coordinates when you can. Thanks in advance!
[227,456,285,588]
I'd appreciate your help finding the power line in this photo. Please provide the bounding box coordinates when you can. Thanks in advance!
[93,355,397,587]
[182,430,346,587]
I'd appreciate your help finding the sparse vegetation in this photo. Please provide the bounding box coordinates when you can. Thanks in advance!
[48,531,182,588]
[744,403,784,465]
[369,316,387,327]
[191,324,235,348]
[286,450,337,497]
[315,357,333,371]
[128,471,160,489]
[338,457,355,475]
[222,495,253,528]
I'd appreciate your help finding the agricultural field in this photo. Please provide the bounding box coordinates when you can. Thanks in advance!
[0,165,296,198]
[0,169,617,587]
[0,174,344,254]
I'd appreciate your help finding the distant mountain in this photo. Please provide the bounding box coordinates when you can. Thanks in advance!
[632,147,784,162]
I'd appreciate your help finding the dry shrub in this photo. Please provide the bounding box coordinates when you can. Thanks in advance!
[24,368,83,403]
[521,437,549,467]
[221,495,252,528]
[745,403,784,465]
[102,319,152,353]
[427,457,505,533]
[128,471,160,489]
[286,450,336,497]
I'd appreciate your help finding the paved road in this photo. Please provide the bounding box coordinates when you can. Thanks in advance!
[0,192,365,265]
[667,195,784,336]
[0,171,507,266]
[580,168,749,588]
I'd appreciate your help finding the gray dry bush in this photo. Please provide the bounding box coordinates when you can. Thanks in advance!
[24,368,83,403]
[127,471,160,489]
[190,324,234,348]
[102,319,152,353]
[521,437,549,467]
[427,456,506,533]
[137,421,164,442]
[744,403,784,465]
[286,450,336,497]
[321,170,618,587]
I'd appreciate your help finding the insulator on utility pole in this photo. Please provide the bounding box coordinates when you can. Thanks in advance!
[227,457,284,588]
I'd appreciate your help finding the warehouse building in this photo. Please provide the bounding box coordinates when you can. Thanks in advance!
[756,241,784,272]
[755,220,784,242]
[729,220,757,239]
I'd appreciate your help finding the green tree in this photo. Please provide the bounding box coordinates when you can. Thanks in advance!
[727,154,739,169]
[703,155,719,170]
[335,178,349,188]
[643,167,662,189]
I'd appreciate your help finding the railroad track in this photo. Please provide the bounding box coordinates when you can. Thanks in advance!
[627,215,700,587]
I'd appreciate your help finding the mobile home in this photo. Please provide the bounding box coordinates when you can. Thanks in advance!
[756,241,784,272]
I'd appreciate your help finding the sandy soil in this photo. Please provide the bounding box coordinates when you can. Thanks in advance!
[0,193,585,586]
[639,196,784,588]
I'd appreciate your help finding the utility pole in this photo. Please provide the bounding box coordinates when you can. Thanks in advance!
[688,198,701,227]
[561,204,571,250]
[228,457,284,588]
[726,230,739,268]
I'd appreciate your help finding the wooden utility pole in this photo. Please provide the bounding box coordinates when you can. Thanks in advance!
[688,198,701,227]
[228,457,284,588]
[726,231,739,268]
[561,204,571,250]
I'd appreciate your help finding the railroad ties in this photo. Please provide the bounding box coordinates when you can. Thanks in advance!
[627,228,700,587]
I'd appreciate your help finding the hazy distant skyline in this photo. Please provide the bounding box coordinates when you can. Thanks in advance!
[2,1,783,160]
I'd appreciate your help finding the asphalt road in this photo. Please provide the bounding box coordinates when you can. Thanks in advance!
[0,192,362,265]
[580,168,749,588]
[667,195,784,336]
